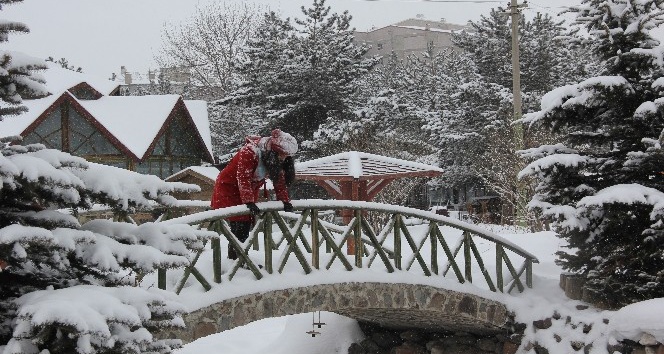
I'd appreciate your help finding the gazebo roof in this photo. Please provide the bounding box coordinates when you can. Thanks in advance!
[295,151,443,181]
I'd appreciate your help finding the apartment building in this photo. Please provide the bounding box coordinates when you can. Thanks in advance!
[354,18,470,60]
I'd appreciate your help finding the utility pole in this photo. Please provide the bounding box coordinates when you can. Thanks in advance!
[510,0,526,123]
[507,0,528,226]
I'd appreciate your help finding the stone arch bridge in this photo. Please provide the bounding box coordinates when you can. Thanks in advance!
[161,282,510,344]
[159,200,536,343]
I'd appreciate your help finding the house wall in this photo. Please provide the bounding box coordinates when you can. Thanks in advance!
[171,174,215,201]
[22,97,209,180]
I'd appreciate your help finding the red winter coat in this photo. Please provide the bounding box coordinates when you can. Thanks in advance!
[211,137,290,222]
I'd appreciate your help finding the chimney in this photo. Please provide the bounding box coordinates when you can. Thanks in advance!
[125,72,132,85]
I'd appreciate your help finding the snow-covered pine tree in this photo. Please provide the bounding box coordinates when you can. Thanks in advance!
[453,8,514,89]
[308,50,438,158]
[225,0,377,147]
[448,10,597,224]
[454,10,597,99]
[0,141,214,353]
[213,10,294,154]
[414,49,503,188]
[0,0,47,120]
[519,0,664,307]
[0,3,214,352]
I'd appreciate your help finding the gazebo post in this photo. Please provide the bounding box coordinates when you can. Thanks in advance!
[341,178,369,255]
[341,181,353,225]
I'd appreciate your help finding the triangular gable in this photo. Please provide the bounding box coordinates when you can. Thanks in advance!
[17,91,140,160]
[184,100,213,158]
[67,82,103,100]
[78,95,180,159]
[142,97,214,162]
[0,95,60,137]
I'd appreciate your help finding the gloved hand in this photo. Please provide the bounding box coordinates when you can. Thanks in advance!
[246,202,261,216]
[283,201,294,212]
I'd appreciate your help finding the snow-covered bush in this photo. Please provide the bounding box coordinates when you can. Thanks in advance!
[4,286,185,354]
[0,2,216,351]
[520,0,664,307]
[0,141,215,353]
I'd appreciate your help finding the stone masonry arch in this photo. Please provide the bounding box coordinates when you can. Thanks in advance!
[161,282,510,344]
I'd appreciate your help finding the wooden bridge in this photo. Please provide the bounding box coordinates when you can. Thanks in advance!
[155,200,539,343]
[159,200,539,295]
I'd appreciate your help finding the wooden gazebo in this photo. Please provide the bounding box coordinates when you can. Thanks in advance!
[295,151,443,253]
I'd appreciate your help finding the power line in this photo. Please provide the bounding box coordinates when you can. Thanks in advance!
[358,0,503,3]
[523,1,578,22]
[525,0,573,10]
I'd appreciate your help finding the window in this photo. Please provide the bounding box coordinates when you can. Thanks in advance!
[23,110,62,148]
[69,110,120,155]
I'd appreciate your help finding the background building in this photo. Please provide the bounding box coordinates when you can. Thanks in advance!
[354,18,470,60]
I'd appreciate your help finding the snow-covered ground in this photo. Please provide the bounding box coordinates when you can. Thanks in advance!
[163,222,664,354]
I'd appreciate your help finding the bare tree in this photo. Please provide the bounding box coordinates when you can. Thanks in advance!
[155,2,262,96]
[474,118,560,229]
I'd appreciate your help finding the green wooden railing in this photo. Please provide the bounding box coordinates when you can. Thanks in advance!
[159,200,539,295]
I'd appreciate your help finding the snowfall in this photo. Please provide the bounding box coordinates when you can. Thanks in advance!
[2,146,663,354]
[148,207,664,354]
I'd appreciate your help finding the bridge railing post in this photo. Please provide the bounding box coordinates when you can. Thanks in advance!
[496,244,504,292]
[526,258,533,288]
[212,238,222,284]
[263,212,273,274]
[311,209,320,270]
[429,223,438,275]
[354,209,363,268]
[394,214,402,270]
[158,268,166,290]
[463,231,472,283]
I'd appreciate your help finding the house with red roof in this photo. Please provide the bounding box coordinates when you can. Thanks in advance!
[0,63,213,179]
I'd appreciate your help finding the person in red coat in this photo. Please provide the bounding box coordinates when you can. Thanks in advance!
[211,129,298,260]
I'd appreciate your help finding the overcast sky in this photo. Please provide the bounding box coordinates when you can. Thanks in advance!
[5,0,581,79]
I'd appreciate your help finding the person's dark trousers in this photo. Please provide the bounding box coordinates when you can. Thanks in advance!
[228,220,252,260]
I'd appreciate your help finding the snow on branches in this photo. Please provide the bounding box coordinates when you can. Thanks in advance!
[4,286,185,354]
[521,76,634,126]
[1,144,201,213]
[521,0,664,307]
[0,141,214,352]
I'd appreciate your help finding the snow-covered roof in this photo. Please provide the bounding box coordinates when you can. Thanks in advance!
[295,151,443,180]
[38,61,119,95]
[0,92,212,162]
[393,25,461,34]
[357,18,469,34]
[0,63,118,136]
[77,94,181,158]
[168,166,221,182]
